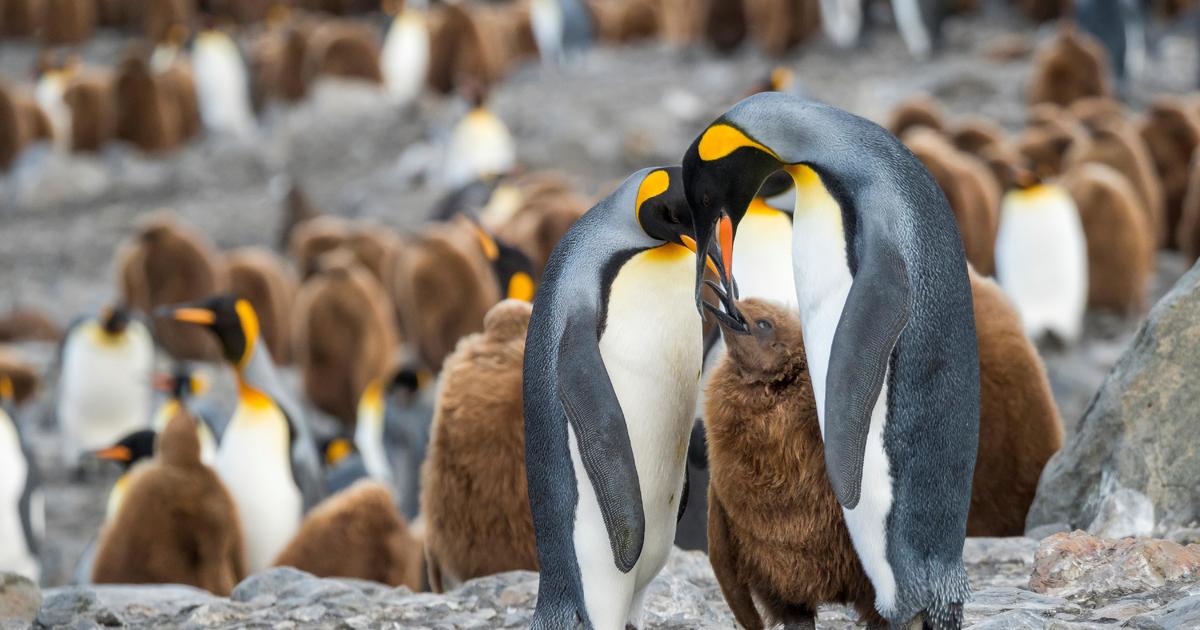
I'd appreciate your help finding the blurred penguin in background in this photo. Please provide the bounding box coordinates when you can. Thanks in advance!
[225,247,298,365]
[355,358,435,518]
[57,306,155,470]
[95,429,158,521]
[0,358,43,583]
[381,0,430,106]
[150,366,220,466]
[531,0,594,64]
[192,28,257,137]
[820,0,944,59]
[441,87,516,189]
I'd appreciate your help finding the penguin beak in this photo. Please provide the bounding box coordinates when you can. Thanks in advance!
[95,445,132,462]
[692,214,736,312]
[679,235,721,277]
[160,306,216,326]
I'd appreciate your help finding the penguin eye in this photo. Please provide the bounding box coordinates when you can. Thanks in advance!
[756,319,772,331]
[702,193,711,207]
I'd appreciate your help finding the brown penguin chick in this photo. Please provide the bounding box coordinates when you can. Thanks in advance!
[0,350,40,405]
[305,20,384,84]
[1139,97,1200,241]
[950,115,1008,158]
[142,0,192,43]
[1178,155,1200,260]
[91,411,247,595]
[250,21,311,108]
[966,267,1063,536]
[95,0,135,28]
[225,247,298,364]
[420,299,537,592]
[289,214,350,279]
[1012,0,1070,21]
[272,480,423,589]
[291,250,398,426]
[40,0,96,45]
[384,221,500,371]
[588,0,660,43]
[704,0,747,52]
[1066,119,1166,246]
[1028,24,1112,108]
[158,58,203,144]
[426,3,499,95]
[704,298,883,629]
[977,141,1027,191]
[1,0,42,37]
[115,211,227,360]
[1062,162,1155,313]
[1016,120,1090,180]
[277,180,320,251]
[657,0,702,46]
[0,307,62,343]
[886,94,946,138]
[903,128,999,275]
[62,72,116,153]
[113,52,183,153]
[743,0,820,56]
[342,225,401,283]
[0,82,26,171]
[1068,96,1127,131]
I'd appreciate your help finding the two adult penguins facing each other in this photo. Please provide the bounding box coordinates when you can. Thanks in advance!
[525,166,719,629]
[159,296,324,573]
[682,93,980,629]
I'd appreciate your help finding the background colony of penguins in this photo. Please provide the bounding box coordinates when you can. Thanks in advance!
[3,0,1200,628]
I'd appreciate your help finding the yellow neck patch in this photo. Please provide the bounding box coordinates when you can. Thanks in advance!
[360,379,384,416]
[238,377,274,412]
[746,197,782,218]
[698,124,780,162]
[326,438,354,466]
[635,169,671,228]
[642,242,692,263]
[507,271,536,302]
[235,300,260,369]
[0,377,12,404]
[473,224,500,261]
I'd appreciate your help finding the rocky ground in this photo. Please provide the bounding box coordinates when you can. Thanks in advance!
[4,5,1200,629]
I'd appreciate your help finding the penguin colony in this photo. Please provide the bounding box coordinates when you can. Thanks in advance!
[0,4,1191,630]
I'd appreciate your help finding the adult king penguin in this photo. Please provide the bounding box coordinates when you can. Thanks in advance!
[682,92,980,629]
[0,375,42,582]
[524,166,717,630]
[160,296,324,573]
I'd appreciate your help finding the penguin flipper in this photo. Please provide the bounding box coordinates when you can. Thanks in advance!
[677,462,689,523]
[824,244,910,510]
[556,312,645,574]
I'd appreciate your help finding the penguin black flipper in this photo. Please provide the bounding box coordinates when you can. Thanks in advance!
[556,310,645,574]
[824,243,911,510]
[281,406,327,512]
[677,461,689,523]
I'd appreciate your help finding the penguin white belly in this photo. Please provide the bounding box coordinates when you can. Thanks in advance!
[382,11,430,105]
[58,323,154,465]
[569,244,700,630]
[36,75,71,153]
[530,0,564,63]
[819,0,863,48]
[216,402,302,573]
[791,173,899,615]
[892,0,932,59]
[732,205,797,309]
[193,33,255,137]
[0,413,38,582]
[354,403,391,483]
[995,186,1088,344]
[443,110,516,188]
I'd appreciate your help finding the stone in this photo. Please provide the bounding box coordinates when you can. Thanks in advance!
[0,572,41,624]
[230,566,318,603]
[1029,531,1200,598]
[1126,593,1200,629]
[1088,487,1155,539]
[1028,262,1200,533]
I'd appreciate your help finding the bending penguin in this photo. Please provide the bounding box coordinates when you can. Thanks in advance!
[682,92,980,629]
[524,166,717,629]
[160,296,325,573]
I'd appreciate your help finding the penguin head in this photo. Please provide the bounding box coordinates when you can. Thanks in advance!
[100,306,132,336]
[154,366,210,401]
[717,298,807,381]
[95,430,157,471]
[467,219,537,302]
[157,295,260,368]
[622,167,710,264]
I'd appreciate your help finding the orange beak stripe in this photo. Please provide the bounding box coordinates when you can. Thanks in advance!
[169,308,216,326]
[680,235,720,276]
[95,445,132,462]
[718,216,735,279]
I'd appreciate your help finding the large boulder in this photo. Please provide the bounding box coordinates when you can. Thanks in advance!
[1028,261,1200,535]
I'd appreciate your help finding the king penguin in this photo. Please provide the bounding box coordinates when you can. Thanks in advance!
[441,91,516,189]
[381,0,430,106]
[151,366,219,466]
[160,296,325,573]
[524,166,717,630]
[530,0,594,64]
[57,306,155,469]
[682,92,980,629]
[354,359,435,519]
[192,28,256,137]
[0,374,43,583]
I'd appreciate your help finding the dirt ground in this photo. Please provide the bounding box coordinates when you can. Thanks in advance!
[2,8,1198,587]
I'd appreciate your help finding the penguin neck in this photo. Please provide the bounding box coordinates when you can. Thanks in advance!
[235,339,286,413]
[355,380,386,447]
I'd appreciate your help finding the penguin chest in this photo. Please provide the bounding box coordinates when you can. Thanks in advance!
[354,408,391,483]
[733,206,797,309]
[382,12,429,103]
[193,35,252,134]
[0,413,36,579]
[995,186,1088,342]
[595,244,702,584]
[530,0,564,60]
[58,324,154,451]
[216,401,301,571]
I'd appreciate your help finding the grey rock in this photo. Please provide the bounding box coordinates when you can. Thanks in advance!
[0,572,42,624]
[1087,487,1155,539]
[1029,531,1200,599]
[1127,593,1200,629]
[230,567,318,603]
[1028,262,1200,533]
